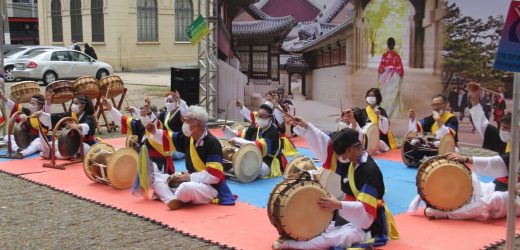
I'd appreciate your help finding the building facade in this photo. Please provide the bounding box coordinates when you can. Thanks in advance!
[38,0,199,71]
[6,0,39,45]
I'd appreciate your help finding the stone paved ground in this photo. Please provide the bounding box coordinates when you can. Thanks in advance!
[0,71,512,248]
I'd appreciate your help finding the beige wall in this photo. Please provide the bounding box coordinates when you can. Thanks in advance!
[217,60,247,121]
[310,65,348,107]
[423,0,444,75]
[38,0,199,71]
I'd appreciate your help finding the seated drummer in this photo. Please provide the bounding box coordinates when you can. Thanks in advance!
[235,93,299,157]
[144,105,235,209]
[103,97,174,174]
[0,91,47,158]
[33,93,97,158]
[353,88,398,153]
[273,116,398,249]
[224,103,286,178]
[422,150,520,220]
[407,94,459,160]
[157,90,188,160]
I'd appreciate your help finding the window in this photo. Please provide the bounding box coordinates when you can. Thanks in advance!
[316,50,322,68]
[137,0,158,42]
[51,51,71,61]
[51,0,63,42]
[332,47,339,65]
[69,51,91,62]
[323,49,330,67]
[91,0,104,42]
[175,0,193,42]
[340,42,346,64]
[70,0,83,42]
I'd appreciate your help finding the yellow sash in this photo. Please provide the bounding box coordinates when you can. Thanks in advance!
[189,137,207,172]
[431,111,454,134]
[71,112,78,122]
[365,106,397,149]
[145,131,174,157]
[348,162,399,240]
[506,143,511,153]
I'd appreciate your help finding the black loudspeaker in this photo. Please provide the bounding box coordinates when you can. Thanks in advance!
[171,67,200,106]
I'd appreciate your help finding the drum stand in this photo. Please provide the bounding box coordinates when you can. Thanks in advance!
[42,117,85,170]
[0,111,23,159]
[94,88,127,134]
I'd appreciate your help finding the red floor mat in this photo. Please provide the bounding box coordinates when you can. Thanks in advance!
[373,149,404,163]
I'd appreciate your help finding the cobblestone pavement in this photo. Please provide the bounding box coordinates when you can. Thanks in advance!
[0,73,509,248]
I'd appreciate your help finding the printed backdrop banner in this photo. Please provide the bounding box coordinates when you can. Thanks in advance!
[494,1,520,72]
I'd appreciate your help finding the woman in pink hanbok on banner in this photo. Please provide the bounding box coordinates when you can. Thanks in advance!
[377,37,404,118]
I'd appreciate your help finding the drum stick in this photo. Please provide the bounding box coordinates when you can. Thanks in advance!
[480,86,501,96]
[275,105,295,120]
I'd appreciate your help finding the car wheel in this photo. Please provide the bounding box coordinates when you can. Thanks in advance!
[43,71,57,86]
[96,69,109,80]
[4,66,15,82]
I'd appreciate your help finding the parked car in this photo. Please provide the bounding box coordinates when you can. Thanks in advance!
[13,48,114,85]
[3,45,65,82]
[3,44,22,55]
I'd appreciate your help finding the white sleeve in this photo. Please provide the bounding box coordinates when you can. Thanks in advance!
[79,123,90,136]
[273,109,284,125]
[435,125,450,140]
[240,106,252,122]
[39,112,52,128]
[110,107,123,127]
[469,104,489,140]
[150,129,165,146]
[189,170,220,184]
[223,125,237,139]
[6,99,15,111]
[179,100,188,116]
[293,123,330,163]
[379,116,389,134]
[337,201,374,229]
[472,155,508,178]
[44,101,51,113]
[348,122,364,142]
[408,118,418,132]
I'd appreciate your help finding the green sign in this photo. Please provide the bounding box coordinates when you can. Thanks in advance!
[186,15,210,45]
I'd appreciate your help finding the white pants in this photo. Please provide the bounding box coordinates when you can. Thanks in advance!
[3,135,41,156]
[428,181,520,220]
[280,223,370,250]
[38,132,90,159]
[152,163,218,205]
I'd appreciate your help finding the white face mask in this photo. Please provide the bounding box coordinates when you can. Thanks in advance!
[71,104,80,113]
[499,130,511,143]
[438,110,445,116]
[337,154,350,164]
[366,96,377,106]
[28,104,38,113]
[182,123,192,137]
[257,118,270,129]
[165,102,177,112]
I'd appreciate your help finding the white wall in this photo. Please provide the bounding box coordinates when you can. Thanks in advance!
[217,60,248,121]
[310,65,348,106]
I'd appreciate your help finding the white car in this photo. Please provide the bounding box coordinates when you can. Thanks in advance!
[3,45,65,82]
[12,48,114,85]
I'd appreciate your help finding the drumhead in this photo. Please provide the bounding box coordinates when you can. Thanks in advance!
[277,181,333,240]
[417,158,473,211]
[315,168,343,199]
[233,143,262,183]
[438,134,456,155]
[125,135,138,148]
[401,131,419,167]
[83,143,115,183]
[283,155,317,177]
[362,123,380,154]
[107,148,138,189]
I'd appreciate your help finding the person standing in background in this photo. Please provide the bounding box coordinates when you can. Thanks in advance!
[84,43,97,60]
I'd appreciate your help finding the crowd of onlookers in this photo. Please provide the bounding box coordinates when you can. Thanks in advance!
[446,84,507,131]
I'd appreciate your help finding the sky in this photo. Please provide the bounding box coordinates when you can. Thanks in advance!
[448,0,511,20]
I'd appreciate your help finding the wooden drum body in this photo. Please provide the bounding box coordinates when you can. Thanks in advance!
[83,143,138,189]
[74,76,100,99]
[47,80,74,104]
[57,127,82,157]
[268,173,333,240]
[99,75,124,99]
[401,131,456,167]
[416,156,473,211]
[10,81,40,103]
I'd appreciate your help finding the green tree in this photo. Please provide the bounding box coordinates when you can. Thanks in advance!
[442,2,505,92]
[364,0,392,57]
[365,0,407,57]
